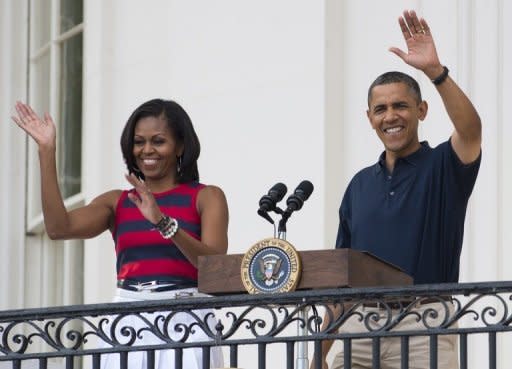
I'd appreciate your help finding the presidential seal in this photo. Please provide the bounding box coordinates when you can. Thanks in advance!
[241,238,301,294]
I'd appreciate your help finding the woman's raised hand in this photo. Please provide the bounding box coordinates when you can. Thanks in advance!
[125,173,164,225]
[12,101,57,150]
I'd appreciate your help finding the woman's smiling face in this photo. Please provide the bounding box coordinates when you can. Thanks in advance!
[132,115,183,182]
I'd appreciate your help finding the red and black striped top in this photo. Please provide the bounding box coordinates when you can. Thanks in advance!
[111,182,205,284]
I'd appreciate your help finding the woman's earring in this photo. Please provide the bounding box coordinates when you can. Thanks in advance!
[177,155,183,174]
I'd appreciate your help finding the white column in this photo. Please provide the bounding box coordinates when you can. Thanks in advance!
[0,0,28,310]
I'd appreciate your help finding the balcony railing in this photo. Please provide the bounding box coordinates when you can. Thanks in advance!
[1,281,512,369]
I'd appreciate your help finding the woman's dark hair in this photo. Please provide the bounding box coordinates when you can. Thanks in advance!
[120,98,200,183]
[367,71,423,106]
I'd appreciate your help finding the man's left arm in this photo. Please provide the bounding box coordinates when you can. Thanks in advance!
[389,9,481,164]
[428,69,481,164]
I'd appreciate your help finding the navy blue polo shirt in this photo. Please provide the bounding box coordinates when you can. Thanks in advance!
[335,140,481,284]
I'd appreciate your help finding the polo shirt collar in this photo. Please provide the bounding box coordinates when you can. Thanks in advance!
[375,141,431,174]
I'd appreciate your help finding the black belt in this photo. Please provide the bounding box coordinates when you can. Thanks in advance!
[117,279,197,293]
[362,296,453,310]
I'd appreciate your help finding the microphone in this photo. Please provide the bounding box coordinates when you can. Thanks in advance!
[284,180,314,215]
[257,183,288,224]
[277,180,314,233]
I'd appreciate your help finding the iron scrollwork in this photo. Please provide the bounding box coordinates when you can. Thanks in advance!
[1,282,512,359]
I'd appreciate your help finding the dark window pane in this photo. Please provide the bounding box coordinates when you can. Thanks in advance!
[58,33,82,198]
[60,0,83,33]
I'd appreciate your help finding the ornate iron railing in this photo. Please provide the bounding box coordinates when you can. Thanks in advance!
[1,281,512,369]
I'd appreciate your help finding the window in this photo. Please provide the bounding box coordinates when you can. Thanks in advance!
[25,0,84,318]
[27,0,84,230]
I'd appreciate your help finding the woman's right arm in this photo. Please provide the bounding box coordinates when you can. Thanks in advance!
[13,102,118,240]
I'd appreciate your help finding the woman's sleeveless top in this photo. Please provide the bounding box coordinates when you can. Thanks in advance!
[112,182,205,284]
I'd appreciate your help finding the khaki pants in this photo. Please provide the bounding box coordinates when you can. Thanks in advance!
[331,302,458,369]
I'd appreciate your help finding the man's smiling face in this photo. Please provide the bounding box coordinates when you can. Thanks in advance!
[367,82,427,160]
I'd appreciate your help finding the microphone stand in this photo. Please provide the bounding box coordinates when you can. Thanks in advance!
[277,210,290,237]
[277,210,309,369]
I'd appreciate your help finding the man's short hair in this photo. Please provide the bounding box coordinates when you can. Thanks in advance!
[367,71,423,106]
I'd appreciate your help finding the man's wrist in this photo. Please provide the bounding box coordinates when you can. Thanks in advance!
[431,66,449,85]
[423,64,445,81]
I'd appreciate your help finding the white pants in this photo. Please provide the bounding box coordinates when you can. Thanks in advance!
[331,302,458,369]
[100,288,224,369]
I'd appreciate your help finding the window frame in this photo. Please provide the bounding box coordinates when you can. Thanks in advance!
[26,0,84,233]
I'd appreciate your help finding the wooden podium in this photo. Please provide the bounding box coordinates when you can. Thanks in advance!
[198,249,412,295]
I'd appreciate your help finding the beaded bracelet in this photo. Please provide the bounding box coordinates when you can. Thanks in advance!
[154,215,171,229]
[153,215,179,239]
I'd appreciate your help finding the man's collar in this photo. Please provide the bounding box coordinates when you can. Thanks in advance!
[375,141,430,173]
